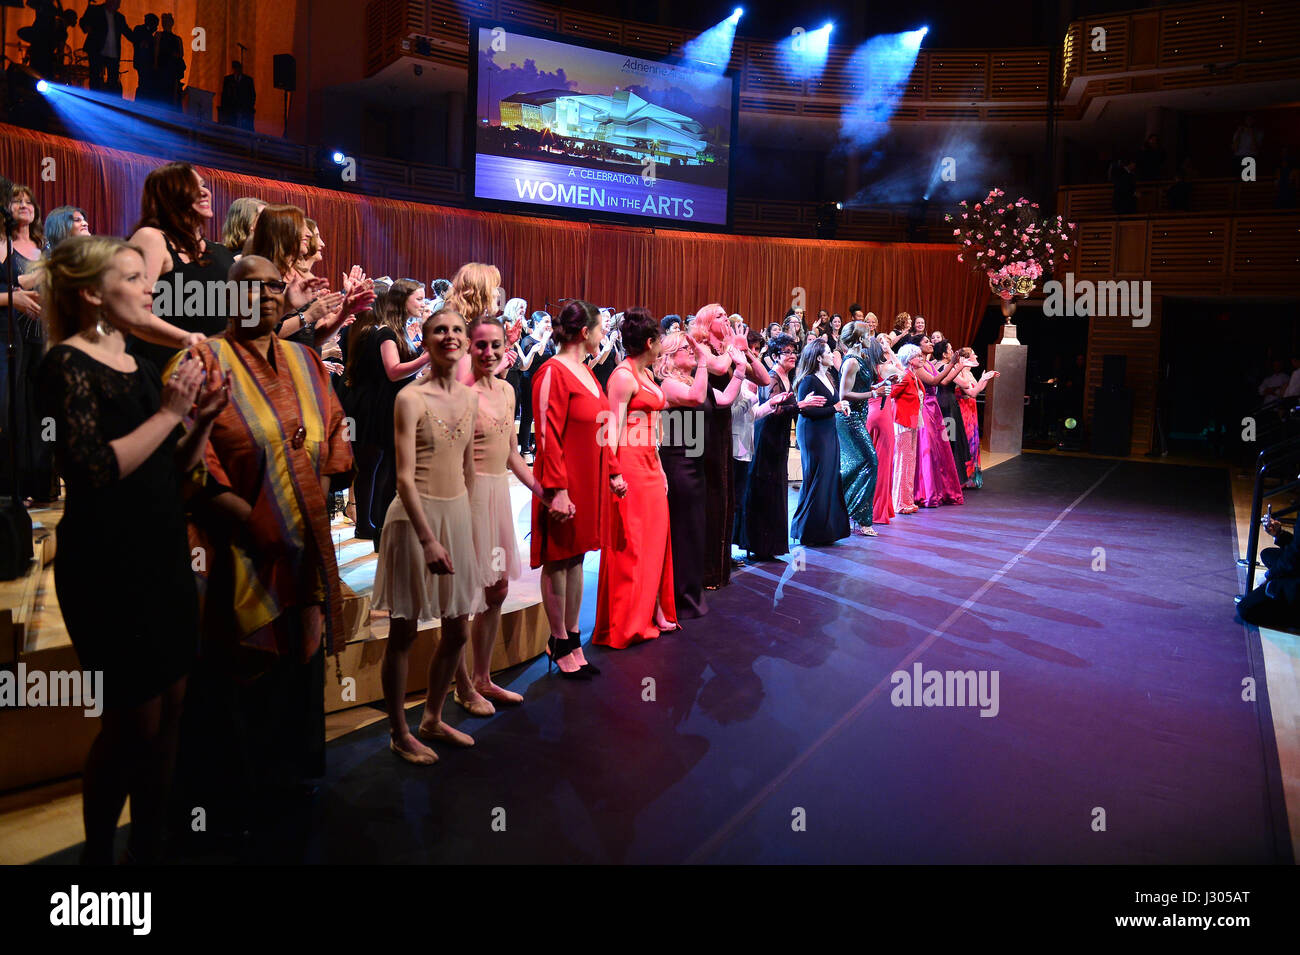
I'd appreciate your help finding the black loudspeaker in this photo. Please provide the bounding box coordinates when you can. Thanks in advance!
[273,54,297,92]
[1091,386,1132,457]
[1101,354,1127,391]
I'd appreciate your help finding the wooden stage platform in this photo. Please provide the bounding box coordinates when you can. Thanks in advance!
[0,481,549,794]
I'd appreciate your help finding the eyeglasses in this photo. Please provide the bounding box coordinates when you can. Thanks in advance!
[253,279,288,294]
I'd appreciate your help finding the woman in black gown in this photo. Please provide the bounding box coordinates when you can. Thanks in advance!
[344,280,430,543]
[740,334,803,561]
[933,339,971,480]
[35,235,227,863]
[127,162,236,376]
[790,339,851,546]
[656,331,746,617]
[691,305,770,589]
[0,184,54,501]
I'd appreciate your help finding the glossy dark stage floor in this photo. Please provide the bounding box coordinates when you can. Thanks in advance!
[306,453,1290,864]
[56,453,1295,864]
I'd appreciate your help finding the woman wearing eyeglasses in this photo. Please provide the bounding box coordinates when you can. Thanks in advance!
[656,330,746,617]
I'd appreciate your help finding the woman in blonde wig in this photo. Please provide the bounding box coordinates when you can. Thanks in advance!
[445,262,500,326]
[657,330,747,617]
[448,262,521,380]
[689,303,768,591]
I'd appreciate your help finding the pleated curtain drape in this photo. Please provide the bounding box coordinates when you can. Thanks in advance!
[1,123,990,344]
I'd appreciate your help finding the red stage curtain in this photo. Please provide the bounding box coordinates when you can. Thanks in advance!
[1,123,990,345]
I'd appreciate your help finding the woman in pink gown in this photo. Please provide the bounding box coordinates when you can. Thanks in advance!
[912,336,964,507]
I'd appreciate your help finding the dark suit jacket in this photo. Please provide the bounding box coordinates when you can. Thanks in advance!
[79,4,130,56]
[156,30,185,80]
[128,26,156,71]
[221,73,256,112]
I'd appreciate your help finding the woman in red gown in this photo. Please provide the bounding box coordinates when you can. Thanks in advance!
[595,308,677,649]
[531,300,608,677]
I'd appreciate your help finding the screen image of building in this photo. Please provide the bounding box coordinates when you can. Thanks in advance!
[498,88,710,164]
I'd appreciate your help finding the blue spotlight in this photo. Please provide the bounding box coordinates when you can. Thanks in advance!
[332,151,345,164]
[680,13,741,73]
[838,28,928,181]
[731,7,743,20]
[777,22,834,80]
[36,79,49,94]
[39,83,207,157]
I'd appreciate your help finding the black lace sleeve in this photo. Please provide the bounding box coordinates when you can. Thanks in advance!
[36,347,120,491]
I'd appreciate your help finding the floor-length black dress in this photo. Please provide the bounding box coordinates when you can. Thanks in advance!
[661,403,708,618]
[790,371,850,546]
[702,365,734,588]
[740,369,797,560]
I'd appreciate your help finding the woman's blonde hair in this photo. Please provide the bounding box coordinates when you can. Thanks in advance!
[445,262,501,322]
[220,196,265,253]
[690,302,728,343]
[893,311,911,333]
[654,331,694,383]
[35,235,138,344]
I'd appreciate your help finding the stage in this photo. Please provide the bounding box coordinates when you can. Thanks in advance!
[19,450,1291,864]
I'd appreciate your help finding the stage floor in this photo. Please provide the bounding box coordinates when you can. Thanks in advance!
[14,451,1296,864]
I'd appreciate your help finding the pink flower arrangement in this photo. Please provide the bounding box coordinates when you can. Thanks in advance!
[943,187,1077,299]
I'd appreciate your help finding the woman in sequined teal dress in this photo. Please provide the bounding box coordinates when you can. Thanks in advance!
[836,324,889,536]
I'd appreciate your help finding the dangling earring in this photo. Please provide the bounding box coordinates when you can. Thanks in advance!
[95,309,114,339]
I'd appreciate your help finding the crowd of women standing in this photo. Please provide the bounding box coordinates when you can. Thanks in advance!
[1,165,999,861]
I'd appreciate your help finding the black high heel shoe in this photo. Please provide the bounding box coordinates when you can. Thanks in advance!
[546,635,591,680]
[567,631,600,674]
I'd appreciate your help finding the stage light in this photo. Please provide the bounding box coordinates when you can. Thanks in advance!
[681,13,741,74]
[332,151,345,164]
[838,28,928,164]
[778,21,834,79]
[37,82,204,158]
[36,80,49,94]
[732,7,743,20]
